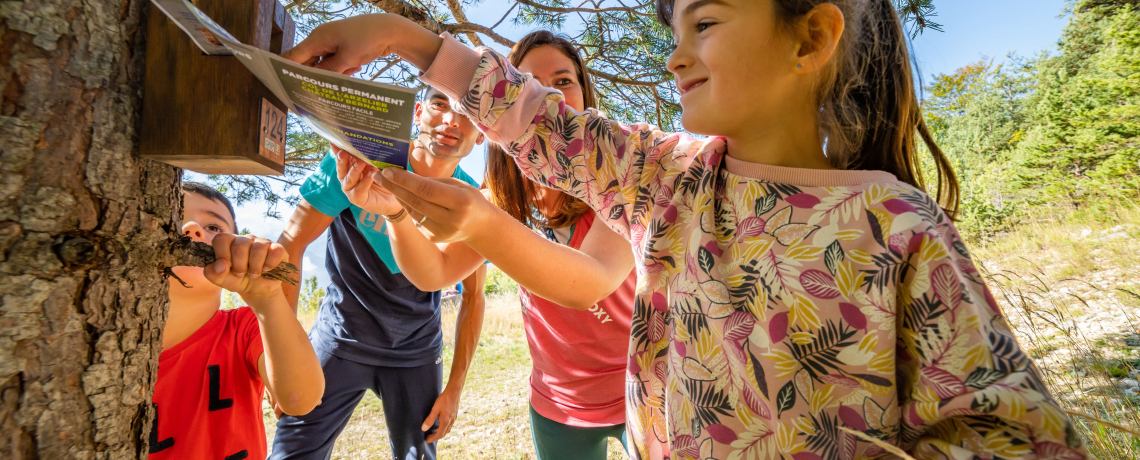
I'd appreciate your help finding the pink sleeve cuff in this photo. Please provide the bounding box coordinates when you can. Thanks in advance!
[420,33,483,101]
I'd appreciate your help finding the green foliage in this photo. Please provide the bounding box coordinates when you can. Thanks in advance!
[1011,2,1140,209]
[924,0,1140,241]
[298,275,325,315]
[923,57,1035,239]
[220,275,323,313]
[484,266,519,296]
[220,290,243,311]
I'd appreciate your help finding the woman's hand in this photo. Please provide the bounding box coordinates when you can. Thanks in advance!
[334,147,403,217]
[281,13,443,74]
[204,233,289,303]
[379,168,500,243]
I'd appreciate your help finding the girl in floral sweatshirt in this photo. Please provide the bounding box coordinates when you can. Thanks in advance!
[285,0,1091,458]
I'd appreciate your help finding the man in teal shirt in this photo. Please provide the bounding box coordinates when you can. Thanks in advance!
[273,87,487,460]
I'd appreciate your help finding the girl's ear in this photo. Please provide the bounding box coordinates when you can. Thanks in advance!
[793,3,845,74]
[476,133,485,145]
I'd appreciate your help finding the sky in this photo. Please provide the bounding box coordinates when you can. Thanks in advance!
[192,0,1073,290]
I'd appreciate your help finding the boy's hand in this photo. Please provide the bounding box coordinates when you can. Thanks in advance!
[334,147,403,217]
[204,234,290,302]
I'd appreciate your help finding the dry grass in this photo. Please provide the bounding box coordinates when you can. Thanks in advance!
[971,205,1140,458]
[264,293,626,459]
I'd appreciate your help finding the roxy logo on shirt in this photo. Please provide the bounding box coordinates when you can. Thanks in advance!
[588,304,614,324]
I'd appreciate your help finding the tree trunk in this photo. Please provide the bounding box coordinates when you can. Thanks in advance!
[1,1,180,458]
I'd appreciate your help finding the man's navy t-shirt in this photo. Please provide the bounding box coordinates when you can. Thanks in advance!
[300,152,480,367]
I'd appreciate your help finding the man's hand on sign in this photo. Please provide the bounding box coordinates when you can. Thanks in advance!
[334,147,403,217]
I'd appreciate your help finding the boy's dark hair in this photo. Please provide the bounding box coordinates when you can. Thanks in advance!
[655,0,960,218]
[182,181,237,227]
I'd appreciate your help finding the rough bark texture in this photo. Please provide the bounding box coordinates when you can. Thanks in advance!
[1,0,181,458]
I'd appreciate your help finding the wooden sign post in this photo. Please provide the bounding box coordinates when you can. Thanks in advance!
[140,0,295,175]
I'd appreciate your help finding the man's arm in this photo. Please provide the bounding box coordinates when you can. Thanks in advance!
[421,264,486,443]
[277,199,335,312]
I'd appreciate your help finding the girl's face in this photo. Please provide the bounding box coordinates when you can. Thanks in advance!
[667,0,803,139]
[518,45,586,113]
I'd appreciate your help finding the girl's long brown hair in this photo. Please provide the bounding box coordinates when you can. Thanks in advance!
[656,0,960,217]
[484,31,596,228]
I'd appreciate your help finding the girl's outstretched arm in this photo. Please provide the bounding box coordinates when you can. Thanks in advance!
[890,193,1090,458]
[285,16,702,244]
[420,34,699,241]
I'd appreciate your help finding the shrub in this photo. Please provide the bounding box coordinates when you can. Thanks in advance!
[484,266,519,296]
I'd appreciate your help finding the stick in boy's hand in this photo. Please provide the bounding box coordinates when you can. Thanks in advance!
[202,233,294,301]
[176,236,299,287]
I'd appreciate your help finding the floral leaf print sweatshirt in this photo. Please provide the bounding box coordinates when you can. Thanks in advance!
[421,34,1091,460]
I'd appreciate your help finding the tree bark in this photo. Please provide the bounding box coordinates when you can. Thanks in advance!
[1,1,180,459]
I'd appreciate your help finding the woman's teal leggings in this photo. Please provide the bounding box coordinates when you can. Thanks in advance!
[528,405,628,460]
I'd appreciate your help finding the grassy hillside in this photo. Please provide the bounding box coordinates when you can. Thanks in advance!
[971,207,1140,458]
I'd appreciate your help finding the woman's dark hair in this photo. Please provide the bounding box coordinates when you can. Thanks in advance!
[484,31,596,229]
[656,0,960,217]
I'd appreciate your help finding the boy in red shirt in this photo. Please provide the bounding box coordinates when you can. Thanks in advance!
[150,182,324,459]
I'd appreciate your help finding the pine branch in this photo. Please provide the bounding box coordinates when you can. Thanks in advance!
[445,0,485,46]
[513,0,655,17]
[171,236,300,287]
[894,0,943,37]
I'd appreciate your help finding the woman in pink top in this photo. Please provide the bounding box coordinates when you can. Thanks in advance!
[332,31,637,460]
[292,1,1092,458]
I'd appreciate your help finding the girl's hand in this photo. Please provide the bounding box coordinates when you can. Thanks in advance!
[281,13,443,74]
[334,147,403,217]
[204,234,289,303]
[379,168,498,243]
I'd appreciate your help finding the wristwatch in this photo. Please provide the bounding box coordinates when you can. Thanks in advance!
[383,208,407,223]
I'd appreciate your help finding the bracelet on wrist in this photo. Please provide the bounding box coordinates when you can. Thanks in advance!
[383,207,407,223]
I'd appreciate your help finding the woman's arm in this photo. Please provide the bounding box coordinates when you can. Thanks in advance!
[384,205,484,292]
[338,150,634,308]
[379,172,635,310]
[334,149,484,291]
[463,210,633,310]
